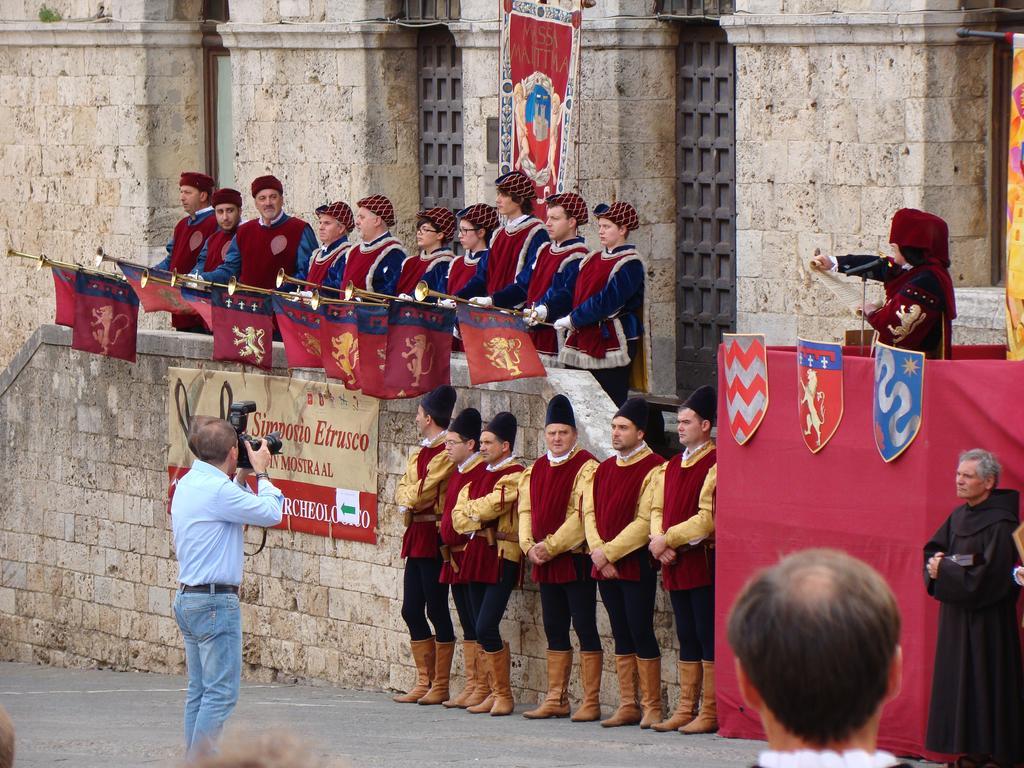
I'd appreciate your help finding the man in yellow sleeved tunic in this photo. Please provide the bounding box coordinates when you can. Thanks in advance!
[583,397,666,729]
[518,394,602,722]
[393,385,457,706]
[647,385,719,734]
[452,411,525,716]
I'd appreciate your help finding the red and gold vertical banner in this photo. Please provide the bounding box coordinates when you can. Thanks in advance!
[1007,34,1024,359]
[499,0,583,209]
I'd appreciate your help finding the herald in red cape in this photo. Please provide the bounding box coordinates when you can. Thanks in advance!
[319,302,361,390]
[179,285,213,331]
[271,295,323,369]
[355,304,395,398]
[796,338,844,453]
[211,287,274,370]
[383,301,456,397]
[52,266,76,327]
[71,271,139,362]
[118,262,196,315]
[457,303,546,385]
[722,333,768,445]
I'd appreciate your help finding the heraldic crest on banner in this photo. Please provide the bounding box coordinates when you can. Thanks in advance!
[873,341,925,463]
[499,0,583,199]
[796,338,844,454]
[722,333,769,446]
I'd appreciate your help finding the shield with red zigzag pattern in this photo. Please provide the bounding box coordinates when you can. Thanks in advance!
[722,333,769,445]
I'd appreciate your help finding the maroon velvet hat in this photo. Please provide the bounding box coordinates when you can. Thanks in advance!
[889,208,950,268]
[456,203,499,233]
[316,201,355,231]
[545,192,588,225]
[179,172,215,195]
[251,175,284,197]
[495,170,536,200]
[356,194,396,227]
[593,201,640,233]
[211,188,243,208]
[416,207,457,241]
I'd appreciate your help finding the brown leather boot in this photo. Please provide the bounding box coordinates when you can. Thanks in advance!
[600,654,642,727]
[392,637,435,703]
[653,661,701,732]
[443,641,479,708]
[637,657,664,728]
[523,650,572,719]
[418,640,454,705]
[571,650,603,722]
[466,648,496,714]
[489,642,515,716]
[680,661,718,734]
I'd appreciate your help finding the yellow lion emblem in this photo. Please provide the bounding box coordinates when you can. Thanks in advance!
[402,334,434,387]
[331,332,359,384]
[484,336,523,377]
[232,325,266,363]
[90,305,130,354]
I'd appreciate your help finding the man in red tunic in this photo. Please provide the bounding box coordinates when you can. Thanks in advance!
[452,412,525,717]
[343,195,407,296]
[647,385,719,734]
[437,407,489,709]
[203,175,317,290]
[156,171,219,331]
[195,188,243,278]
[583,397,665,728]
[551,201,645,406]
[457,171,548,305]
[518,394,602,721]
[393,385,457,706]
[396,207,455,297]
[296,201,353,290]
[447,204,499,299]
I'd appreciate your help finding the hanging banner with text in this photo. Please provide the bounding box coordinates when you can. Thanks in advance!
[1007,33,1024,359]
[166,367,380,543]
[498,0,583,209]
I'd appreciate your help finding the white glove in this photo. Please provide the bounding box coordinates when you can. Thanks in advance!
[296,290,313,299]
[469,296,493,307]
[453,325,461,340]
[525,304,548,326]
[553,316,573,331]
[398,293,413,301]
[438,298,457,309]
[185,273,201,289]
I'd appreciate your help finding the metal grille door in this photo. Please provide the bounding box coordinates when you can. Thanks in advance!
[675,26,736,396]
[418,28,465,211]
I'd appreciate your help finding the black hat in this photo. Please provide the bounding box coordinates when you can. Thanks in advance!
[421,385,456,424]
[449,407,482,444]
[545,394,576,429]
[614,397,649,430]
[682,385,716,424]
[484,411,517,449]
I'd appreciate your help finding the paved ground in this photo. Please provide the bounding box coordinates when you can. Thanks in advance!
[0,662,931,768]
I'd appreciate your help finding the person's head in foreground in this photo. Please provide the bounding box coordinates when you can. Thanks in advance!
[728,549,903,763]
[0,705,13,768]
[185,730,337,768]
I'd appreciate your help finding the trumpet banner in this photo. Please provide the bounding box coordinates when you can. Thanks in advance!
[382,301,456,398]
[118,263,195,315]
[272,295,323,370]
[211,287,274,371]
[71,271,139,363]
[499,0,583,207]
[457,304,546,385]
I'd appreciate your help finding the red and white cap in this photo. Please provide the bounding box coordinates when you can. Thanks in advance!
[356,195,396,227]
[593,201,639,232]
[316,201,355,231]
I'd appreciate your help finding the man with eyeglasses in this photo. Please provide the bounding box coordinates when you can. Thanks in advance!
[342,194,407,296]
[396,208,456,297]
[393,385,458,705]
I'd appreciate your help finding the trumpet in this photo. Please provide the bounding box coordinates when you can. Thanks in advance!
[93,247,148,271]
[342,281,390,305]
[227,277,321,310]
[7,248,124,281]
[413,281,554,326]
[275,268,343,294]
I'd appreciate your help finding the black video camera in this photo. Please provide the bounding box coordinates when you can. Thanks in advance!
[227,401,283,469]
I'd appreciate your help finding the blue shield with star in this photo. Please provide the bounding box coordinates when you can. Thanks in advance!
[873,341,926,462]
[796,338,844,453]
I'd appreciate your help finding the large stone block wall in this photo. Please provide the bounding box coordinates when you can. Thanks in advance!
[0,326,694,708]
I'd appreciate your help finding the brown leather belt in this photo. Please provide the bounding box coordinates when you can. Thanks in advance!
[411,513,441,524]
[476,528,516,545]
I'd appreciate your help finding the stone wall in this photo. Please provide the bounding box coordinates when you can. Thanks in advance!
[0,326,696,708]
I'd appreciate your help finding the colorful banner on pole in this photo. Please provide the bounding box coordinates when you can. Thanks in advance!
[499,0,583,205]
[1007,34,1024,359]
[167,367,379,543]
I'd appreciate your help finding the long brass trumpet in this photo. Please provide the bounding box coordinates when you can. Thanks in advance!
[227,277,321,310]
[7,248,125,281]
[413,280,554,326]
[93,247,148,272]
[275,268,343,294]
[342,281,390,305]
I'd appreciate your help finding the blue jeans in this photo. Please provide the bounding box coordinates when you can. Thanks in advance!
[173,590,242,755]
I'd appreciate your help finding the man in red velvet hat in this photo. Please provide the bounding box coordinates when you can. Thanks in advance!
[396,207,456,297]
[341,194,407,296]
[294,201,354,290]
[202,175,317,291]
[456,171,549,306]
[156,171,220,330]
[195,188,243,277]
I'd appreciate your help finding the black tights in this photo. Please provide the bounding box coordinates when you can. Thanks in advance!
[468,559,520,653]
[451,583,476,642]
[402,556,455,643]
[669,585,714,661]
[587,340,638,407]
[539,555,601,652]
[596,556,660,658]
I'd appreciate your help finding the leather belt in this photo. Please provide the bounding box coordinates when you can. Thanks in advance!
[181,584,239,594]
[411,513,441,524]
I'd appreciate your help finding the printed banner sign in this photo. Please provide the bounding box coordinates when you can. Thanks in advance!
[796,338,843,453]
[499,0,583,205]
[722,333,768,445]
[873,342,925,463]
[167,367,380,543]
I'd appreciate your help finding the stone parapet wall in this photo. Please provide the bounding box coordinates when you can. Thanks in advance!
[0,326,694,707]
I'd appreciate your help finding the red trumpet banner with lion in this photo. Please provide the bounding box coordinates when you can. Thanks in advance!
[499,0,583,207]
